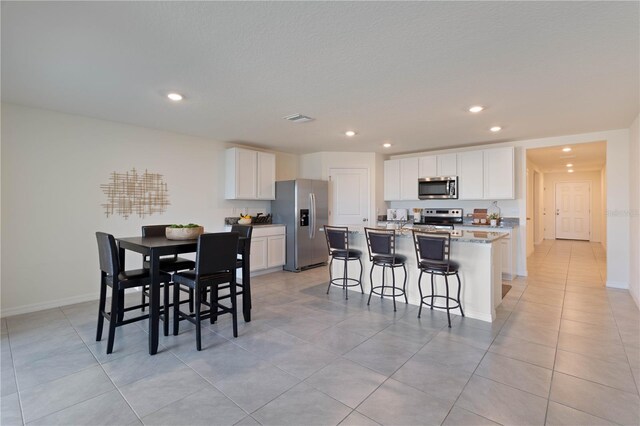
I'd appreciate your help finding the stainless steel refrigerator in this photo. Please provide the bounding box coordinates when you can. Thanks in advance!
[271,179,328,272]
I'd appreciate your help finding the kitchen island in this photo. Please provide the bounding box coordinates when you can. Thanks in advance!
[333,227,508,322]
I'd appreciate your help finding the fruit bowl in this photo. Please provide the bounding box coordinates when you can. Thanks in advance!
[165,224,204,240]
[238,218,252,225]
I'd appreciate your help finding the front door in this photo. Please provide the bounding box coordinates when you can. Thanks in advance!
[555,182,590,240]
[329,168,370,226]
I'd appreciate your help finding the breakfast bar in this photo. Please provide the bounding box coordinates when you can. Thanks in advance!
[334,228,508,322]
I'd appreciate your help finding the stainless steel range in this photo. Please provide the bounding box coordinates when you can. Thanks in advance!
[416,208,463,230]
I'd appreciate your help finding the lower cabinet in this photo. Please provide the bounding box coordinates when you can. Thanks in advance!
[458,226,517,280]
[249,226,286,272]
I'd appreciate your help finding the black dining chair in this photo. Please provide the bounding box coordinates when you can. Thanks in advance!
[324,225,364,299]
[364,227,408,312]
[95,232,172,354]
[140,225,196,325]
[172,232,240,350]
[214,224,252,307]
[412,229,464,327]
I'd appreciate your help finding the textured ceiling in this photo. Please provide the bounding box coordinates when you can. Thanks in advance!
[2,2,638,154]
[527,141,606,173]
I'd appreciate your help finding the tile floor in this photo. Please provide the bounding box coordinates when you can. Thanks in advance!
[1,240,639,425]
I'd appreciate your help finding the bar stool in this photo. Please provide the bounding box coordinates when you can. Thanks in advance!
[364,227,408,312]
[412,229,464,327]
[323,225,364,299]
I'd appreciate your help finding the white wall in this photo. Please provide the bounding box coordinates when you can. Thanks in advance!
[0,104,294,316]
[389,129,630,287]
[629,114,640,307]
[542,170,604,242]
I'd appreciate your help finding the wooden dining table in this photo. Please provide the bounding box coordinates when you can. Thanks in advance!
[116,235,251,355]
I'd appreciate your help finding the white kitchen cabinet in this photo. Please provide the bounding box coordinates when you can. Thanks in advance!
[384,159,401,201]
[249,226,286,272]
[225,147,275,200]
[458,225,517,280]
[418,154,457,177]
[418,156,437,177]
[400,158,419,200]
[437,153,457,176]
[457,150,485,200]
[385,158,418,201]
[256,151,276,200]
[250,237,268,271]
[266,235,286,268]
[483,147,515,200]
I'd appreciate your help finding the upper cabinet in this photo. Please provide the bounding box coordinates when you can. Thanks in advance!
[483,147,514,200]
[418,156,437,177]
[418,153,457,177]
[225,148,276,200]
[457,150,484,200]
[384,159,401,201]
[384,146,515,201]
[256,151,276,199]
[384,158,418,200]
[399,158,419,200]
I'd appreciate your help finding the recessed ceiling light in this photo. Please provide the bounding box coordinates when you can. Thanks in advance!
[383,143,392,148]
[568,169,574,173]
[490,126,502,132]
[345,130,357,137]
[562,147,572,152]
[566,163,573,167]
[167,93,183,101]
[469,106,484,113]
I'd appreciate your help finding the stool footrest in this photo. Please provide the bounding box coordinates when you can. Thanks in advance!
[370,285,406,298]
[420,295,461,311]
[329,277,363,288]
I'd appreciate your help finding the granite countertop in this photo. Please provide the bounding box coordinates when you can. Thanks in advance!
[347,226,508,244]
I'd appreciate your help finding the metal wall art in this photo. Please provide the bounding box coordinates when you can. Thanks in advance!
[101,168,169,219]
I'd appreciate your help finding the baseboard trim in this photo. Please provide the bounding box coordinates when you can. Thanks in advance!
[606,280,628,289]
[1,292,99,318]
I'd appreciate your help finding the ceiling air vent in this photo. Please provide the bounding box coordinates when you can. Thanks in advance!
[283,113,314,123]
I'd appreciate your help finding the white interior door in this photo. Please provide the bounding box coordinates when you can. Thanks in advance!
[329,168,369,226]
[555,182,590,240]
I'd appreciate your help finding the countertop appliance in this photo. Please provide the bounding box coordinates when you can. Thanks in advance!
[418,176,458,199]
[271,179,328,272]
[416,208,463,230]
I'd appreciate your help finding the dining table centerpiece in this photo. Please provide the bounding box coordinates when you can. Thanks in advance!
[165,223,204,240]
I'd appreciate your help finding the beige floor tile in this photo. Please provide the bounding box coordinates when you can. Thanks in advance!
[554,350,638,394]
[550,372,640,425]
[545,401,616,425]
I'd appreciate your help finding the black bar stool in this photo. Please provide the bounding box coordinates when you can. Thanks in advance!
[364,227,408,312]
[412,229,464,327]
[323,225,364,299]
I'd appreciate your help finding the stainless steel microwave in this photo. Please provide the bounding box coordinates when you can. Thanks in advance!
[418,176,458,199]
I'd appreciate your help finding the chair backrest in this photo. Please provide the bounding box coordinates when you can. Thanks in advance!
[96,232,120,277]
[230,224,253,239]
[195,232,240,276]
[142,225,169,237]
[364,227,396,261]
[412,229,452,270]
[323,225,349,254]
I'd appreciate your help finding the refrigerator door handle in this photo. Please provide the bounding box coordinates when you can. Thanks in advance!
[309,192,316,239]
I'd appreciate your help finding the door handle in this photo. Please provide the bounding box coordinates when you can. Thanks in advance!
[309,193,316,238]
[362,218,368,222]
